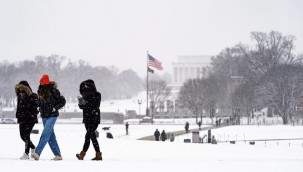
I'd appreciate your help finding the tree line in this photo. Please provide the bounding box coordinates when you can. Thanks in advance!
[178,31,303,124]
[0,55,143,106]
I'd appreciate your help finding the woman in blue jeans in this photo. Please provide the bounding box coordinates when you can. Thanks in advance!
[32,74,66,161]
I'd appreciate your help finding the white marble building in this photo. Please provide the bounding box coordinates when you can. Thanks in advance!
[172,55,212,85]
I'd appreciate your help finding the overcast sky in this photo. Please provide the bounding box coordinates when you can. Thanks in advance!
[0,0,302,77]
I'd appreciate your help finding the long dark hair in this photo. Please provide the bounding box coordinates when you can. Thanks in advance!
[38,84,51,99]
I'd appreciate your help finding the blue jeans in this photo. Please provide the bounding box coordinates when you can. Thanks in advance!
[35,117,61,156]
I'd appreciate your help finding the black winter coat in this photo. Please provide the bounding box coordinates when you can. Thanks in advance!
[160,131,167,141]
[154,130,160,138]
[78,91,101,124]
[15,84,39,124]
[38,82,66,118]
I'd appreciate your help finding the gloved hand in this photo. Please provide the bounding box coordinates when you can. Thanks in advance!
[52,108,56,112]
[78,96,87,105]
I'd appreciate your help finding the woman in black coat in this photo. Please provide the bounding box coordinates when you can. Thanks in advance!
[76,79,102,161]
[15,81,39,160]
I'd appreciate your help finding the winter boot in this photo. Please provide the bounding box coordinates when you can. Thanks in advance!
[76,151,86,160]
[20,153,29,160]
[91,152,102,161]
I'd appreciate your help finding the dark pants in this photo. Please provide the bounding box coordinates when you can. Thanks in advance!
[185,128,189,133]
[83,123,100,152]
[19,124,35,154]
[155,137,160,141]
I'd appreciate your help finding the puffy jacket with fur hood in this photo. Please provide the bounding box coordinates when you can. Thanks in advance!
[38,81,66,118]
[15,81,39,124]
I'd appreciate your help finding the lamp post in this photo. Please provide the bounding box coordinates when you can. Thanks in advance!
[137,100,142,123]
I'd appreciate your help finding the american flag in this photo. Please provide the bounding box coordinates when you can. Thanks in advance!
[148,54,163,70]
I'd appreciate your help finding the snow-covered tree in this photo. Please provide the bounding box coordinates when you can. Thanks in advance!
[257,64,303,124]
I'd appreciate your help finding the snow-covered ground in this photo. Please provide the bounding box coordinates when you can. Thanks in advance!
[1,123,303,172]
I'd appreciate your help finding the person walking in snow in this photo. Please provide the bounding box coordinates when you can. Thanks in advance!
[198,121,202,130]
[154,129,160,141]
[185,122,189,133]
[32,74,66,161]
[125,122,129,135]
[76,79,102,161]
[160,130,167,141]
[15,81,39,160]
[211,135,217,144]
[170,133,175,142]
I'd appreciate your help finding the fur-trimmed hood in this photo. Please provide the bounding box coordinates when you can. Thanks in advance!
[15,84,32,96]
[38,81,58,98]
[50,81,58,89]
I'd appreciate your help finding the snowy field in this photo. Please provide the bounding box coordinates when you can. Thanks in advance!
[1,123,303,172]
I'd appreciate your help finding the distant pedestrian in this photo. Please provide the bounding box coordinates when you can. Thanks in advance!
[185,122,189,133]
[160,130,167,141]
[15,81,39,160]
[198,121,202,130]
[154,129,160,141]
[76,79,102,161]
[125,122,129,135]
[32,74,66,161]
[218,118,222,127]
[211,135,217,144]
[170,133,175,142]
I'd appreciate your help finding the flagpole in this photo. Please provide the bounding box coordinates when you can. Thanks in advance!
[146,51,149,118]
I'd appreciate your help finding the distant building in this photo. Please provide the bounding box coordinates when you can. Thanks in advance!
[172,55,212,85]
[150,55,213,119]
